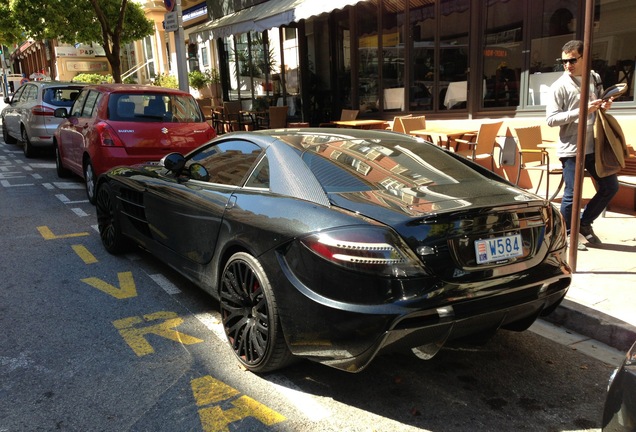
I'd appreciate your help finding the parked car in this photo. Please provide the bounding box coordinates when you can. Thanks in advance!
[95,128,571,373]
[54,84,216,203]
[1,81,85,157]
[603,340,636,431]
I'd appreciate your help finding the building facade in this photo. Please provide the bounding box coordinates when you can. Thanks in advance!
[186,0,636,125]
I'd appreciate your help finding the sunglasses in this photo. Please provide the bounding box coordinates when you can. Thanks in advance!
[558,56,582,65]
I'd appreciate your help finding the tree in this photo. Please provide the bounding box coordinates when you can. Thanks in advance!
[10,0,154,82]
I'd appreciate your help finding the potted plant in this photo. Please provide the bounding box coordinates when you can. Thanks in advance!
[188,70,212,98]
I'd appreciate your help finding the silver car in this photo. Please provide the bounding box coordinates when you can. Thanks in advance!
[2,81,85,157]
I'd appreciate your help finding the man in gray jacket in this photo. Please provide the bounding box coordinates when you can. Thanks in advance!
[546,40,619,249]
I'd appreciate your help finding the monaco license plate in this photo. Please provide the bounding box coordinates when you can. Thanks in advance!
[474,234,523,264]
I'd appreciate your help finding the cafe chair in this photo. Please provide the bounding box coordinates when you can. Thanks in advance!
[195,98,214,123]
[389,114,412,132]
[256,105,288,129]
[221,100,254,132]
[514,125,563,200]
[455,120,503,170]
[397,115,427,136]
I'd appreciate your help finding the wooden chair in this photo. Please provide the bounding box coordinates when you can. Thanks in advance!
[195,98,214,123]
[514,125,564,200]
[397,115,426,135]
[455,120,503,170]
[221,100,253,132]
[256,106,288,129]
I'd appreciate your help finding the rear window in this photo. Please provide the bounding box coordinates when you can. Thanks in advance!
[107,93,204,123]
[43,87,83,107]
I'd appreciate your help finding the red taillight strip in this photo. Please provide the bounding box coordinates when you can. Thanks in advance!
[31,105,54,116]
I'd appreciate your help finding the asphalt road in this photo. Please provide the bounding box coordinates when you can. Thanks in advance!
[0,134,620,432]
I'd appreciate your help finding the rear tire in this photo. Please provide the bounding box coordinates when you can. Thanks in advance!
[220,252,294,373]
[2,121,17,144]
[96,182,132,254]
[84,160,97,204]
[21,127,34,158]
[55,143,71,178]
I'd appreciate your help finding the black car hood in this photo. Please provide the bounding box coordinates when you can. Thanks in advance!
[328,179,542,225]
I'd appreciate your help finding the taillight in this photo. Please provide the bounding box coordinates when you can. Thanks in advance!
[300,227,428,277]
[95,122,125,147]
[31,105,54,116]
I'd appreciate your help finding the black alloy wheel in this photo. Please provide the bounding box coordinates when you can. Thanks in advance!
[220,252,293,373]
[95,182,131,254]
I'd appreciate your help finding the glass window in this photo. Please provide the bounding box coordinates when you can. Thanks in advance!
[244,155,269,189]
[189,140,262,186]
[410,0,435,111]
[70,90,90,117]
[592,0,636,103]
[81,91,101,118]
[482,0,523,108]
[527,1,576,106]
[381,0,406,113]
[439,0,470,110]
[43,87,84,108]
[107,93,204,123]
[357,0,379,113]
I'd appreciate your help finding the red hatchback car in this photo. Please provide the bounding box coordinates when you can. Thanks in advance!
[54,84,216,203]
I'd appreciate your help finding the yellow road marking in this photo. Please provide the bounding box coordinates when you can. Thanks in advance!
[113,311,203,356]
[37,226,89,239]
[82,271,137,299]
[72,244,98,264]
[191,376,286,432]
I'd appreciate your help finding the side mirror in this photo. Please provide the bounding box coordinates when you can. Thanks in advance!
[160,152,186,173]
[189,163,210,182]
[54,107,68,118]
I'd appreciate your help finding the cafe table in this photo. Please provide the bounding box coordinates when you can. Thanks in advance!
[409,127,478,150]
[331,119,389,129]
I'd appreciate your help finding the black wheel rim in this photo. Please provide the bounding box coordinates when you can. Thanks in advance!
[96,187,117,250]
[220,259,269,367]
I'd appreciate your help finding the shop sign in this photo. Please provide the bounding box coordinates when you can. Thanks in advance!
[67,61,109,72]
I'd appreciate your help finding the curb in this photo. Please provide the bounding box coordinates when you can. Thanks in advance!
[542,299,636,352]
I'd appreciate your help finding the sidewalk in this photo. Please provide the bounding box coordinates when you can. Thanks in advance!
[542,208,636,353]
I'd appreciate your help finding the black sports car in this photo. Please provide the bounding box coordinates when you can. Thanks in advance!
[96,128,571,373]
[602,340,636,431]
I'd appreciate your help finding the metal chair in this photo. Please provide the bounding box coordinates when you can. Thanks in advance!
[256,105,288,129]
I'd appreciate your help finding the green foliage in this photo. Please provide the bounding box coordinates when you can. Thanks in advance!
[72,73,114,84]
[188,69,221,89]
[153,73,178,89]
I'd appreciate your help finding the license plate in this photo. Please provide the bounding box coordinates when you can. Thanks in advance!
[474,234,523,264]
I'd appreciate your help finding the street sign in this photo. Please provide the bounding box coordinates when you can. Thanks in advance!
[164,0,175,12]
[164,11,179,32]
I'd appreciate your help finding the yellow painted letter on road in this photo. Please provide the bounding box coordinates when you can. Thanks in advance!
[113,311,203,356]
[191,376,286,432]
[37,226,89,239]
[81,271,137,299]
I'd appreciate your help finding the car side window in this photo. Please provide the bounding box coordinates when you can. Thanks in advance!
[189,140,262,186]
[24,85,37,102]
[70,90,90,117]
[81,91,101,118]
[244,155,269,189]
[11,86,25,103]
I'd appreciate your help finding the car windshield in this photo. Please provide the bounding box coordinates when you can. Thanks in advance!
[43,87,83,107]
[107,92,204,123]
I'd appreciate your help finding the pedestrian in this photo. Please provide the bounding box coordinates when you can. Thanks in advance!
[546,39,619,250]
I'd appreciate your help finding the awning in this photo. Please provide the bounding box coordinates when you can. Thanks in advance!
[202,0,369,40]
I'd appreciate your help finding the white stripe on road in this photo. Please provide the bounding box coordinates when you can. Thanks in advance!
[149,273,182,295]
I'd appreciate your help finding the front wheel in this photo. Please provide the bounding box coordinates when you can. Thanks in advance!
[220,252,293,373]
[84,160,97,204]
[55,143,71,178]
[96,182,132,254]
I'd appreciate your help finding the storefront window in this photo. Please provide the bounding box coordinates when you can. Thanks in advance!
[439,0,470,110]
[381,1,406,112]
[410,0,435,111]
[358,0,379,113]
[526,2,575,106]
[482,0,523,108]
